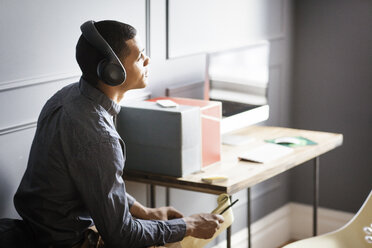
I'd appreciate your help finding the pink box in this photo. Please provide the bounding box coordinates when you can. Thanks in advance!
[149,97,221,168]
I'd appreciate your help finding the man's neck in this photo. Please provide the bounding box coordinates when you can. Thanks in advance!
[96,81,125,103]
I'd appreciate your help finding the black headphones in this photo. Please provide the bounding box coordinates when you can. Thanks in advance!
[80,20,126,86]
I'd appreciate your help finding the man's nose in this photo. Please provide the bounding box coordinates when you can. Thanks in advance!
[144,56,150,66]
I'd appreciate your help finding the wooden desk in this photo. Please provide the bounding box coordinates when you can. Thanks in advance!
[123,126,343,248]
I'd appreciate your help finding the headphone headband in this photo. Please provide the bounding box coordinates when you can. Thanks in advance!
[80,20,126,86]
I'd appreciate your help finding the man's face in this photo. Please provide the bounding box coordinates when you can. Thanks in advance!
[121,36,150,91]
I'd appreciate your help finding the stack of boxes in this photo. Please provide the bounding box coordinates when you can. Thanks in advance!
[117,97,221,177]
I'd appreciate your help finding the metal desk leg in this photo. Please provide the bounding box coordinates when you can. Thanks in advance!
[313,157,319,236]
[227,225,231,248]
[166,187,170,206]
[248,188,251,248]
[227,195,232,248]
[150,184,156,208]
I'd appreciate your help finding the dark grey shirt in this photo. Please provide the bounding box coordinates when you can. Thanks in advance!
[14,78,186,248]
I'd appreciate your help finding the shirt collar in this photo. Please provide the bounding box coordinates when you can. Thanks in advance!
[79,78,121,116]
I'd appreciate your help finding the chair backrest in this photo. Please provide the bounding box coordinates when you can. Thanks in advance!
[341,190,372,245]
[283,190,372,248]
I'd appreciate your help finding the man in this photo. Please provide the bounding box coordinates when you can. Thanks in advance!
[14,20,224,248]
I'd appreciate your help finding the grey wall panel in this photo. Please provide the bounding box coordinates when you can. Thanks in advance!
[0,77,77,131]
[167,0,285,58]
[269,38,288,67]
[0,0,146,85]
[144,0,294,239]
[251,172,291,222]
[169,189,217,218]
[0,0,148,218]
[147,0,206,98]
[266,66,283,126]
[0,127,35,218]
[0,0,296,243]
[125,181,148,206]
[291,0,372,212]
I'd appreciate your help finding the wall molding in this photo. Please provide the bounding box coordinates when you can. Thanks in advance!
[145,0,151,58]
[0,122,37,136]
[165,0,170,59]
[289,202,354,240]
[212,202,354,248]
[0,73,80,92]
[0,73,81,135]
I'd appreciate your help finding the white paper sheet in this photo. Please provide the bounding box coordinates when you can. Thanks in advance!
[238,143,293,163]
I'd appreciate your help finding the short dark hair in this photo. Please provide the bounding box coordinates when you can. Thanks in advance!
[76,20,137,86]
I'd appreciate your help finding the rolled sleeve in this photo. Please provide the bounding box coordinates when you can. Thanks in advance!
[161,218,186,243]
[126,193,136,209]
[68,139,185,247]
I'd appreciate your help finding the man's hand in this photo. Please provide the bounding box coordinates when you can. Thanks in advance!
[130,201,183,220]
[183,213,224,239]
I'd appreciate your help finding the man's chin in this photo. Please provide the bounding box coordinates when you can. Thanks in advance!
[141,79,148,88]
[132,82,147,91]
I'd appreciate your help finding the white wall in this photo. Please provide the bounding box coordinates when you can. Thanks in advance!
[124,1,294,245]
[0,0,147,218]
[0,1,294,245]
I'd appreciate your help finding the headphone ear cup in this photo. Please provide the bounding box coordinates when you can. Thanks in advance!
[97,59,108,81]
[97,59,126,86]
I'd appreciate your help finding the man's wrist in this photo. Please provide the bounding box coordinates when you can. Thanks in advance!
[182,217,192,236]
